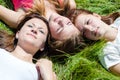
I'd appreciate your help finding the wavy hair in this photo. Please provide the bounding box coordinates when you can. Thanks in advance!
[66,9,120,44]
[31,0,71,16]
[66,9,120,25]
[0,13,50,59]
[49,31,86,54]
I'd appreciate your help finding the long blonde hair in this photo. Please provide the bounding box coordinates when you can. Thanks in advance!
[29,0,46,16]
[31,0,71,16]
[48,0,71,15]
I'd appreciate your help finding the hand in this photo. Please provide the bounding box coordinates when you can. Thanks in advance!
[36,58,57,80]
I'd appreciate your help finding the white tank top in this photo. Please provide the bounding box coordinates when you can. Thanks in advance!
[0,48,39,80]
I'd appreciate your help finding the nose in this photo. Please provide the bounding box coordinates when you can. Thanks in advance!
[31,29,37,34]
[58,20,64,27]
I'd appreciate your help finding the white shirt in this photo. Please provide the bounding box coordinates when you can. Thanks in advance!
[99,17,120,70]
[0,48,39,80]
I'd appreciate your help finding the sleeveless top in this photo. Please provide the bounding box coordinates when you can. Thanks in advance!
[0,48,39,80]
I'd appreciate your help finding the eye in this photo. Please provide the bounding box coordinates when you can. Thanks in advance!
[67,21,72,25]
[86,19,90,25]
[27,25,33,28]
[39,29,45,34]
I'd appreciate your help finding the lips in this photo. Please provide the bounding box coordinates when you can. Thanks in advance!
[26,33,37,39]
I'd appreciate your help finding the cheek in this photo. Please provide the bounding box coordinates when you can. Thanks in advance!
[84,32,90,39]
[75,23,84,31]
[49,23,57,32]
[92,20,101,27]
[18,31,26,38]
[50,29,57,38]
[39,34,47,41]
[84,31,93,40]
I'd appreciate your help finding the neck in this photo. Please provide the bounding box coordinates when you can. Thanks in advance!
[11,46,34,63]
[104,27,118,41]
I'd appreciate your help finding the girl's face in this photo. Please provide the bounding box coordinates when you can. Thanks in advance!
[75,14,108,40]
[49,14,80,41]
[16,18,48,51]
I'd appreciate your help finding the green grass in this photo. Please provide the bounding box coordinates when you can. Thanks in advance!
[75,0,120,15]
[0,0,13,33]
[55,0,120,80]
[0,0,120,80]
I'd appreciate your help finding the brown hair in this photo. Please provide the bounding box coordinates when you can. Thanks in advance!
[0,13,50,59]
[66,9,120,44]
[101,12,120,25]
[29,0,46,16]
[66,9,120,25]
[0,30,14,52]
[49,32,86,53]
[49,0,71,15]
[31,0,71,16]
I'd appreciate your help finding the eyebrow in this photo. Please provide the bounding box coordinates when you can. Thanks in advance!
[32,23,44,29]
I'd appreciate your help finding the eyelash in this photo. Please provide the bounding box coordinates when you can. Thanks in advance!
[28,25,45,34]
[39,30,45,34]
[86,19,90,25]
[28,25,33,28]
[67,21,72,25]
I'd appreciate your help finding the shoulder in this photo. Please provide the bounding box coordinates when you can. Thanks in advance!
[113,17,120,27]
[0,48,8,53]
[0,48,10,57]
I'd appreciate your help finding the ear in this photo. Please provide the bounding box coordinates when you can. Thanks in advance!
[93,13,101,19]
[16,31,20,39]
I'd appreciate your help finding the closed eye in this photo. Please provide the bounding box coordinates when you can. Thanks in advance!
[27,25,33,28]
[28,24,45,34]
[39,29,45,34]
[67,21,72,25]
[86,19,91,25]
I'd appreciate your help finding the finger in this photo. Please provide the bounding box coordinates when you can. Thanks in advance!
[53,72,57,80]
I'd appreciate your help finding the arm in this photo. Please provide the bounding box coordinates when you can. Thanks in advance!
[36,59,57,80]
[0,5,25,28]
[109,64,120,76]
[69,0,76,10]
[99,41,120,76]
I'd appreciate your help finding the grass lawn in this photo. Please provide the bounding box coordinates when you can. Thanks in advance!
[0,0,120,80]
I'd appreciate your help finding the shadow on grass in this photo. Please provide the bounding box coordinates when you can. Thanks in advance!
[2,0,13,9]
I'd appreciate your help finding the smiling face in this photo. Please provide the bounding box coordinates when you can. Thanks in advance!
[16,18,48,51]
[49,13,80,41]
[75,14,108,40]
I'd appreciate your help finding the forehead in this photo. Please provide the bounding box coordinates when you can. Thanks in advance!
[26,18,46,24]
[24,18,49,33]
[26,18,47,27]
[75,14,93,23]
[77,14,88,19]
